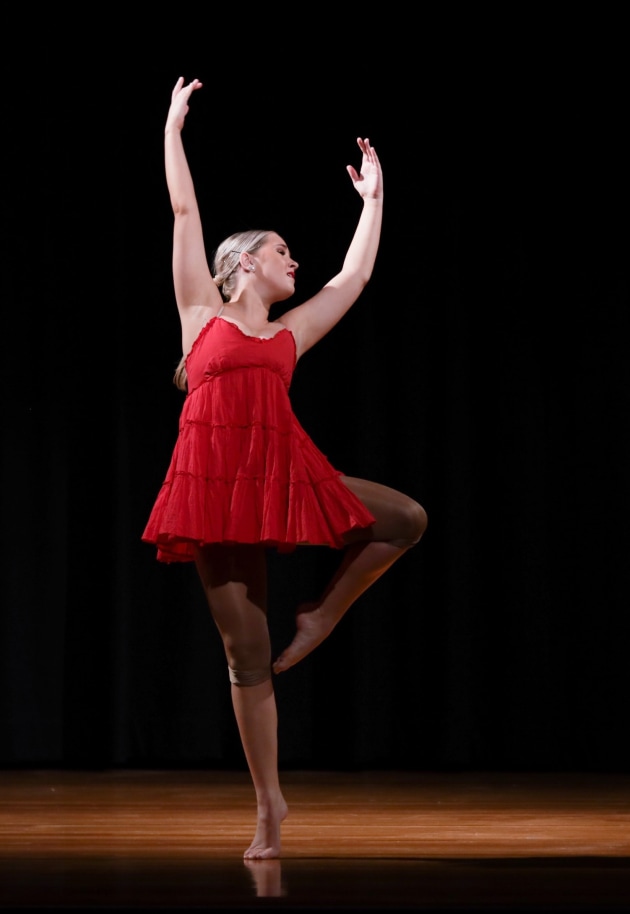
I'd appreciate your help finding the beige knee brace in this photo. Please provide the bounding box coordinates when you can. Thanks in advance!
[228,665,272,687]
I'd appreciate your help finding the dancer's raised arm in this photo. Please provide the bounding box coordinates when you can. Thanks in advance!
[165,76,222,355]
[282,137,384,358]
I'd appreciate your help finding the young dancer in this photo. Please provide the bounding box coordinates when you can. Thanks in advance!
[143,77,427,858]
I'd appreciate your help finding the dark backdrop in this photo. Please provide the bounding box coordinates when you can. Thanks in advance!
[2,21,629,771]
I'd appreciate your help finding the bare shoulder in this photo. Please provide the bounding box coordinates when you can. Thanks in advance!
[276,302,311,356]
[278,286,348,358]
[181,302,223,355]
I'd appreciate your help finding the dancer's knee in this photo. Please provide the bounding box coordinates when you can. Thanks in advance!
[228,665,272,687]
[225,635,272,687]
[391,500,428,548]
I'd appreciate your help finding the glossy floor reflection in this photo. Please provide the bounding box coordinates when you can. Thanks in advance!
[1,769,629,912]
[2,855,630,912]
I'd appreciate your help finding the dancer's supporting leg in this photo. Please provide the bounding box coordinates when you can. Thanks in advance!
[273,477,427,673]
[194,543,288,859]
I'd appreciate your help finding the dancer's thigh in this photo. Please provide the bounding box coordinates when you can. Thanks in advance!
[193,544,270,661]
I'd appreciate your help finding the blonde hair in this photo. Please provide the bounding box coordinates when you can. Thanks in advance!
[173,230,271,392]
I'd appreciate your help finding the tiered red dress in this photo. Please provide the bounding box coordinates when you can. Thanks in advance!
[142,315,376,562]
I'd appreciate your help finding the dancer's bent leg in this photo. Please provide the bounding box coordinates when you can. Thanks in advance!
[194,543,288,859]
[273,477,427,673]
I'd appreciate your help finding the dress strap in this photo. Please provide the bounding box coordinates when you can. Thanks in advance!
[217,304,225,318]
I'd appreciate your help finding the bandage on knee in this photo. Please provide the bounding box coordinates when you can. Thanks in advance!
[228,665,271,687]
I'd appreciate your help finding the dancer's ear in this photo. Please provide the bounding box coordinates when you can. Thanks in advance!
[241,253,256,273]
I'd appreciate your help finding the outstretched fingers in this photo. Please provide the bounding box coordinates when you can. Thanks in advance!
[346,137,382,197]
[167,77,204,132]
[171,75,203,104]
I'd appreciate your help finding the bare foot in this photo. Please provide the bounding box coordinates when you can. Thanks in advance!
[272,602,335,673]
[243,793,288,859]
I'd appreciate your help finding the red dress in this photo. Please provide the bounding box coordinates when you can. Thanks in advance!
[142,316,376,562]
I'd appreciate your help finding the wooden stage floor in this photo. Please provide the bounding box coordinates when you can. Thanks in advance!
[0,768,629,913]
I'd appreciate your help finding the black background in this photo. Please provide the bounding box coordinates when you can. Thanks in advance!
[2,14,629,772]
